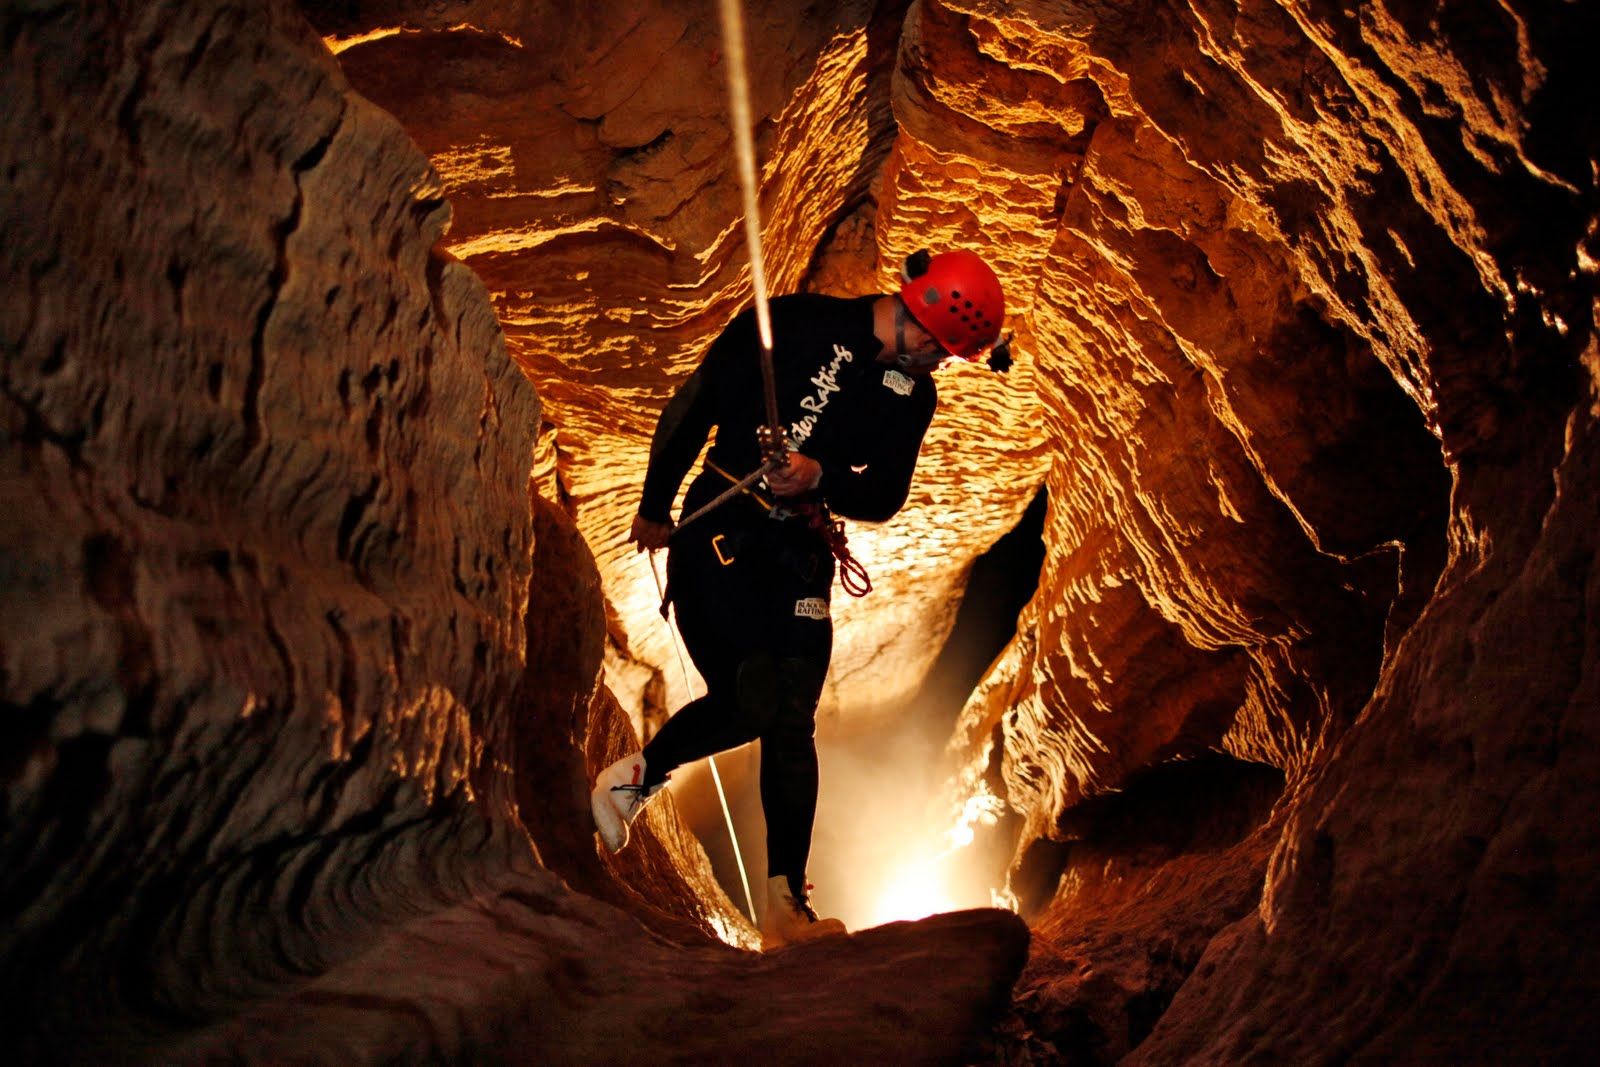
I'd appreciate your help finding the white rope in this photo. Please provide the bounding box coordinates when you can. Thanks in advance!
[648,551,758,926]
[626,0,774,932]
[716,0,775,356]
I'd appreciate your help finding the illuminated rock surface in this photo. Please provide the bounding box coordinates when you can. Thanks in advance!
[3,0,1597,1062]
[0,0,1024,1060]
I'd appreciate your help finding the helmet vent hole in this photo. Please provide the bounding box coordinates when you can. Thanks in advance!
[951,290,961,298]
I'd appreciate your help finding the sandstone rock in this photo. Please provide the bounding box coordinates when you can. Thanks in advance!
[1,0,1030,1059]
[5,0,1597,1060]
[1,0,541,1051]
[172,877,1030,1064]
[1133,378,1600,1063]
[926,0,1599,1060]
[317,0,1049,727]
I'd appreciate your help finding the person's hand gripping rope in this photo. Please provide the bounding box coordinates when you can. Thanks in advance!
[765,450,822,497]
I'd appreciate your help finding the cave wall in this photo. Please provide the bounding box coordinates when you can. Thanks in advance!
[316,0,1051,728]
[0,0,547,1049]
[0,0,1031,1059]
[920,0,1598,1060]
[3,0,1597,1061]
[308,0,1598,1059]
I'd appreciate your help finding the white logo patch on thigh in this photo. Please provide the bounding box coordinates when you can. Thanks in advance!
[793,597,829,620]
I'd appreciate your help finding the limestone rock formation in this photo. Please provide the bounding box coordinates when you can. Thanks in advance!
[319,0,1049,728]
[0,0,1028,1060]
[4,0,1597,1062]
[916,0,1598,1060]
[1,0,539,1050]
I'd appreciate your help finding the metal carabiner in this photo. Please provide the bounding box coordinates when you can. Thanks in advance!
[711,533,736,566]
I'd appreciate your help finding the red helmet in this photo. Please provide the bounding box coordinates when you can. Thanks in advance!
[899,250,1005,360]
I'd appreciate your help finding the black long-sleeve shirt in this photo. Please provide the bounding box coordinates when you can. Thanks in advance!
[639,293,937,525]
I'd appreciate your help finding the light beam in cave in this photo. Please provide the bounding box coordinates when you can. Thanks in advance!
[869,855,961,926]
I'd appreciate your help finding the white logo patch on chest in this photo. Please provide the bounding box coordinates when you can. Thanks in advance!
[882,369,915,396]
[793,597,830,620]
[789,343,855,448]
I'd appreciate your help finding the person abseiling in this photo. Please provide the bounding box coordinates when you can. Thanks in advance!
[593,248,1010,949]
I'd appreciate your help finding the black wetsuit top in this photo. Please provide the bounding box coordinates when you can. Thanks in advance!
[639,293,937,527]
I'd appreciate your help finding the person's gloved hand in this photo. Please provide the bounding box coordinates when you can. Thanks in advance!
[628,514,673,552]
[767,451,822,498]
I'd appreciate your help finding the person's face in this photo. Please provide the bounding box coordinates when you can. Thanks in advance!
[900,315,944,359]
[896,315,952,374]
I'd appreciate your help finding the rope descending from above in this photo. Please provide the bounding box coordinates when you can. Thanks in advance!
[715,0,783,443]
[617,0,786,935]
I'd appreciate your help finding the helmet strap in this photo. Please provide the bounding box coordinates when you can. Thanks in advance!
[893,298,952,371]
[896,351,947,372]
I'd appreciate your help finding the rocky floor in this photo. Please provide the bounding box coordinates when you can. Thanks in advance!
[172,866,1029,1064]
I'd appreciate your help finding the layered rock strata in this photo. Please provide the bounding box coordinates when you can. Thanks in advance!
[0,0,1029,1059]
[302,0,1600,1058]
[916,0,1597,1060]
[174,886,1028,1063]
[4,0,1596,1061]
[318,0,1050,727]
[1,0,537,1052]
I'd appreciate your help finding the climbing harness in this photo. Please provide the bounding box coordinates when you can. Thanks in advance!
[695,459,873,598]
[795,502,872,598]
[671,456,784,535]
[647,550,759,927]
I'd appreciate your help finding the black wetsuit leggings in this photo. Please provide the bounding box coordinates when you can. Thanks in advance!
[641,511,834,888]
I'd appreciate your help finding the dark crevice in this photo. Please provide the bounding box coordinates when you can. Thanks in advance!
[0,692,60,790]
[245,106,344,455]
[336,477,380,563]
[325,610,359,732]
[1054,755,1285,853]
[234,551,297,714]
[615,127,673,160]
[0,733,115,920]
[1012,837,1073,919]
[0,377,90,465]
[114,37,152,165]
[912,485,1047,739]
[39,337,65,376]
[1014,754,1287,924]
[179,10,223,84]
[83,533,158,737]
[1003,756,1288,1063]
[423,250,450,351]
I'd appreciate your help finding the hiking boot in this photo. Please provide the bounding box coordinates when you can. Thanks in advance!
[760,874,848,950]
[590,751,666,853]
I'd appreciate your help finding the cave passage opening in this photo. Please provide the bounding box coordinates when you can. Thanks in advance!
[669,486,1049,930]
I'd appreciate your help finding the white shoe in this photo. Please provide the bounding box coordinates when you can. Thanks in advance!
[590,751,666,853]
[760,875,848,949]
